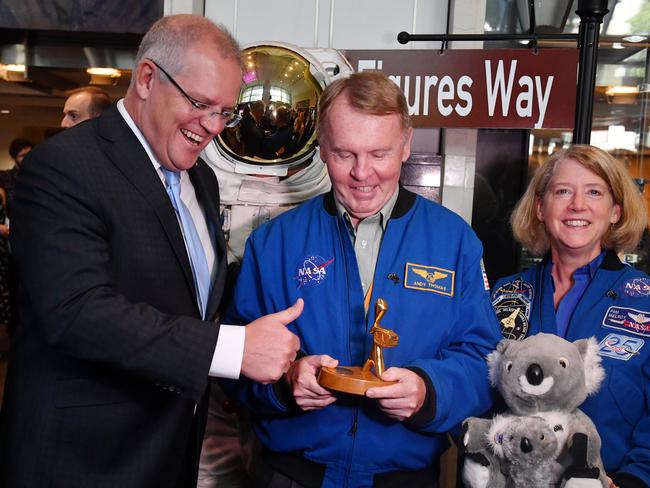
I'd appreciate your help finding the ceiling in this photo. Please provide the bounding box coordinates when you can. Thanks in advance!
[0,30,138,163]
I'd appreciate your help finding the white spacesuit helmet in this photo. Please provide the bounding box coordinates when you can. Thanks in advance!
[201,42,352,263]
[202,41,352,177]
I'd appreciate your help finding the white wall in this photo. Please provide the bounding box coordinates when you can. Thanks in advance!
[201,0,447,49]
[165,0,487,222]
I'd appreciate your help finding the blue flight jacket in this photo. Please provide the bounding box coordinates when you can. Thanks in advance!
[492,251,650,487]
[225,189,502,488]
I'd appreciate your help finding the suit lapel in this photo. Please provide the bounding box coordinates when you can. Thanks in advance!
[189,159,227,321]
[95,105,197,301]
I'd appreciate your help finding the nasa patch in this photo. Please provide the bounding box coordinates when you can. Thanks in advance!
[602,306,650,337]
[598,333,644,361]
[492,278,534,303]
[293,255,335,288]
[621,277,650,297]
[493,298,530,340]
[491,278,533,340]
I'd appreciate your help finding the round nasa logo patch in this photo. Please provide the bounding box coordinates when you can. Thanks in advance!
[621,277,650,297]
[293,255,334,288]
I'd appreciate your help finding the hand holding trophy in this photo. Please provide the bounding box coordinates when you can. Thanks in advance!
[318,298,399,395]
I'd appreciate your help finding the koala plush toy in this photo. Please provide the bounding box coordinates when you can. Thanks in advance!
[489,415,564,488]
[463,333,607,488]
[488,333,607,487]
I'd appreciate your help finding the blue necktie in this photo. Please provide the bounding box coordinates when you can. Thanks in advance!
[162,168,210,318]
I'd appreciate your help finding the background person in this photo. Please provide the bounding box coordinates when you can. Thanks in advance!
[0,138,32,217]
[224,71,502,488]
[261,106,294,159]
[491,145,650,488]
[239,100,265,157]
[0,14,301,487]
[60,85,112,128]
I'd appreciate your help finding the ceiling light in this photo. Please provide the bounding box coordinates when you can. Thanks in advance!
[0,109,10,114]
[622,35,647,43]
[606,86,639,96]
[4,64,25,73]
[0,64,27,82]
[605,86,639,104]
[86,67,121,85]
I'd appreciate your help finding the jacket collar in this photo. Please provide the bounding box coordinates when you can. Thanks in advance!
[541,248,625,271]
[323,186,417,220]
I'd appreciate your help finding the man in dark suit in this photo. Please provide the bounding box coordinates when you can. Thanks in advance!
[0,14,301,487]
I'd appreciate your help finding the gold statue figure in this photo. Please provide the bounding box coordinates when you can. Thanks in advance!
[318,298,399,395]
[362,299,398,377]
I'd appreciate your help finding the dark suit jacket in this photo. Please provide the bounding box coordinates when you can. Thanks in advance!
[0,104,228,487]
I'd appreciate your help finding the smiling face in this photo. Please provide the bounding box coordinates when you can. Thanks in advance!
[536,158,621,262]
[319,95,412,227]
[132,46,242,172]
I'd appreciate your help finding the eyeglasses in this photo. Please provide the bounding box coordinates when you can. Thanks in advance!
[148,58,241,128]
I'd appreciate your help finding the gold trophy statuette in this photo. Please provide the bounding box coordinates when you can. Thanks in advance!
[318,298,399,395]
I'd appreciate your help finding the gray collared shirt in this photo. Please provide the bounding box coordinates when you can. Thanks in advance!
[335,187,399,298]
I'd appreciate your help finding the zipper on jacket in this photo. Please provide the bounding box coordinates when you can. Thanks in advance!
[348,411,358,435]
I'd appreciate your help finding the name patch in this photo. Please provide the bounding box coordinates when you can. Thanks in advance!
[293,255,334,288]
[598,333,644,360]
[602,306,650,337]
[404,262,455,296]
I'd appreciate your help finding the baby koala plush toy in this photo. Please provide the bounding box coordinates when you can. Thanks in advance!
[490,415,564,488]
[462,332,608,488]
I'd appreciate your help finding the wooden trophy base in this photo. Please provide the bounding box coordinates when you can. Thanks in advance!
[318,366,396,395]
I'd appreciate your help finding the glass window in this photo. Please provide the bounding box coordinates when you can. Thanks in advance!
[481,0,649,272]
[240,85,264,103]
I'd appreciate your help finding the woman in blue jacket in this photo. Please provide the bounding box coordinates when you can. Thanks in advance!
[492,145,649,488]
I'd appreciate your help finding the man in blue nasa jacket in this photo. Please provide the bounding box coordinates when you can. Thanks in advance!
[225,72,502,488]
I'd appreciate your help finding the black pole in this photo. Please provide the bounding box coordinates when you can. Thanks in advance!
[396,32,577,43]
[572,0,609,144]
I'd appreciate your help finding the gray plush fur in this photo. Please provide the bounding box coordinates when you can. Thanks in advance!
[486,333,604,415]
[490,415,564,488]
[485,333,607,487]
[461,417,506,488]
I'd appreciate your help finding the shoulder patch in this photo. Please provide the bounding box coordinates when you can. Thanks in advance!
[404,262,455,296]
[493,299,530,340]
[491,277,533,340]
[602,306,650,337]
[492,278,534,303]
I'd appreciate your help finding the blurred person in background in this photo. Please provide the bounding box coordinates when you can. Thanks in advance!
[0,138,32,217]
[60,86,111,128]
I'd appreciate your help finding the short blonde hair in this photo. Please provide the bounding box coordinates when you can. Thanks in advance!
[511,144,648,255]
[317,71,411,142]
